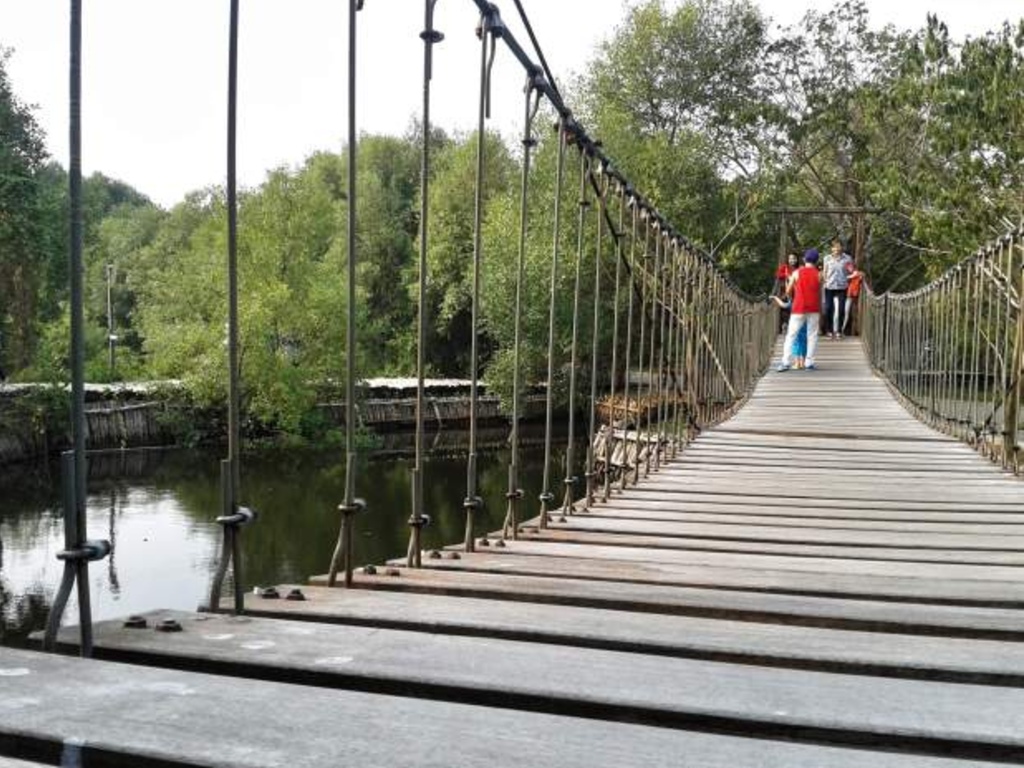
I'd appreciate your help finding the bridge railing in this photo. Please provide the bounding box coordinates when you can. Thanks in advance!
[861,227,1024,470]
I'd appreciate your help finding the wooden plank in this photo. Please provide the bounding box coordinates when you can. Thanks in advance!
[590,501,1024,525]
[380,551,1024,605]
[631,483,1024,506]
[305,570,1024,639]
[236,589,1024,686]
[460,539,1024,581]
[565,507,1024,536]
[599,491,1024,514]
[515,527,1024,566]
[1,647,1008,768]
[53,610,1024,760]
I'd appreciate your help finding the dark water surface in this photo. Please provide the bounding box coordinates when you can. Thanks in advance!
[0,427,578,646]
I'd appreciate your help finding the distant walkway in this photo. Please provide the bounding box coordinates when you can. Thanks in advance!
[6,340,1024,767]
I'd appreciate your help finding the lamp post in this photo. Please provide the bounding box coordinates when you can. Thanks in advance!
[105,263,117,377]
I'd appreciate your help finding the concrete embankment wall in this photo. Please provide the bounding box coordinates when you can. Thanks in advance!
[0,394,174,466]
[0,382,549,466]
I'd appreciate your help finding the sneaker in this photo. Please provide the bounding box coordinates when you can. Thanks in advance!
[775,364,791,373]
[805,363,817,370]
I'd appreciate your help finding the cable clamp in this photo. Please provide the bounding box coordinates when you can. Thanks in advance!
[57,539,112,562]
[338,498,367,516]
[407,513,432,529]
[463,495,484,512]
[216,506,258,527]
[505,488,524,500]
[420,29,444,44]
[564,476,579,487]
[538,491,555,504]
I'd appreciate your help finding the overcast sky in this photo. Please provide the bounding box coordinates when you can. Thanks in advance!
[1,0,1020,207]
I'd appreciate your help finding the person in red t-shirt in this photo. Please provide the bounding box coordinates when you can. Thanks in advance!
[778,249,821,371]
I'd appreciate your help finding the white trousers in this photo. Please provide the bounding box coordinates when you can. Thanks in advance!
[782,312,820,366]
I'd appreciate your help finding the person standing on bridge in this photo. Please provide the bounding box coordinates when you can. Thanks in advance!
[772,252,799,333]
[777,249,821,372]
[823,238,854,339]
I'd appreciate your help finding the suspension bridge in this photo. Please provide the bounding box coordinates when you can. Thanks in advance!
[3,0,1023,766]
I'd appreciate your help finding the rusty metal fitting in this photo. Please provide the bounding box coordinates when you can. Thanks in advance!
[216,506,257,528]
[428,550,442,559]
[285,588,306,602]
[258,586,280,600]
[478,537,490,547]
[123,615,147,629]
[57,538,112,563]
[446,551,461,560]
[363,565,378,575]
[385,567,401,577]
[155,618,183,633]
[338,498,367,516]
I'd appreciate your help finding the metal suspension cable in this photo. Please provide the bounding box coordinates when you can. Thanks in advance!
[407,0,442,568]
[619,199,638,492]
[538,121,566,529]
[584,164,606,509]
[463,10,497,552]
[602,185,625,502]
[43,0,110,655]
[208,0,256,612]
[652,227,668,472]
[561,148,590,518]
[499,73,540,540]
[502,75,542,541]
[328,0,366,587]
[633,215,650,486]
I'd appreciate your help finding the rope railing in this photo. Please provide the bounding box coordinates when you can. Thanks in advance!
[862,227,1024,471]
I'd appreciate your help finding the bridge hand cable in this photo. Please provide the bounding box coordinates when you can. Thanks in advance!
[328,0,368,588]
[560,148,590,519]
[619,198,638,492]
[501,76,542,542]
[538,120,566,529]
[464,7,499,552]
[407,0,443,568]
[584,164,607,509]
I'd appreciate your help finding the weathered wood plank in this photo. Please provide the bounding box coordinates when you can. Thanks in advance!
[513,527,1024,566]
[0,647,1007,767]
[381,551,1024,605]
[235,590,1024,685]
[52,610,1024,760]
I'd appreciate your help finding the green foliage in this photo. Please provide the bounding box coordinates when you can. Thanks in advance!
[0,47,49,372]
[3,1,1021,441]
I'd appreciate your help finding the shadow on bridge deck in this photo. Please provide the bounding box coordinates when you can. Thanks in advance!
[6,340,1024,767]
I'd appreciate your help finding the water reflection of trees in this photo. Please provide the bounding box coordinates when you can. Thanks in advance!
[2,434,582,620]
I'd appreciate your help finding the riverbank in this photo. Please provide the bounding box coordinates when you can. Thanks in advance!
[0,380,549,466]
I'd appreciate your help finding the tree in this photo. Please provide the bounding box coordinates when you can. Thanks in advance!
[0,48,49,372]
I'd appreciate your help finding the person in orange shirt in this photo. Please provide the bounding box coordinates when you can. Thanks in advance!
[843,268,864,336]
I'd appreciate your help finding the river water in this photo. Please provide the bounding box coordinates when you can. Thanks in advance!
[0,426,579,646]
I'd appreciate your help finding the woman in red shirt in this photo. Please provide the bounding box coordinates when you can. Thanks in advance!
[778,249,821,371]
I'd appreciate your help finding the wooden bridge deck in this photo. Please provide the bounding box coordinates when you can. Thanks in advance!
[4,341,1024,767]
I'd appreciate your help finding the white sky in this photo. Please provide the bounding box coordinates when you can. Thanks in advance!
[1,0,1020,207]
